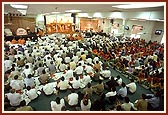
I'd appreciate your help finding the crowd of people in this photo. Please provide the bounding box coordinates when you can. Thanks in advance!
[85,35,164,93]
[3,33,164,111]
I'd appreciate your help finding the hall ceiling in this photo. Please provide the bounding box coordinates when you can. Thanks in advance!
[4,2,164,17]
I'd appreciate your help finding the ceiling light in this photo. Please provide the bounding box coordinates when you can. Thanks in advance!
[129,18,138,20]
[93,12,102,18]
[10,4,28,9]
[17,9,27,15]
[51,12,60,14]
[63,13,71,17]
[147,19,164,22]
[112,3,164,9]
[65,10,81,13]
[78,13,89,17]
[42,13,50,15]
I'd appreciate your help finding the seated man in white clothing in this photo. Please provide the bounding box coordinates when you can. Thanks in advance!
[42,83,56,96]
[26,86,40,100]
[84,64,94,76]
[59,62,67,72]
[69,76,82,89]
[65,88,79,106]
[114,75,122,86]
[65,67,74,80]
[120,97,137,111]
[24,74,35,88]
[50,97,65,111]
[10,75,25,93]
[100,69,111,79]
[74,63,84,77]
[22,64,34,78]
[86,58,93,65]
[57,76,70,91]
[5,89,23,107]
[80,95,92,111]
[81,74,92,86]
[126,79,137,94]
[105,87,117,104]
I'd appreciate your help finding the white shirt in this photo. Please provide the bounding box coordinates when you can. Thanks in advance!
[68,93,78,106]
[106,91,117,97]
[81,75,92,86]
[86,58,93,65]
[64,57,71,64]
[76,51,81,57]
[26,88,39,100]
[117,87,127,97]
[72,56,79,63]
[121,102,135,111]
[24,77,35,87]
[50,99,65,111]
[126,82,137,93]
[10,79,24,90]
[65,69,74,80]
[101,70,111,78]
[70,78,81,89]
[115,77,122,86]
[59,63,67,72]
[4,59,13,71]
[22,68,34,78]
[93,57,99,64]
[43,83,55,95]
[57,80,69,90]
[5,93,22,106]
[74,66,83,75]
[80,99,91,111]
[55,57,62,66]
[85,65,94,74]
[15,53,25,60]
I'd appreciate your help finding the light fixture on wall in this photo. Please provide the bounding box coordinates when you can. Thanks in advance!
[112,3,164,9]
[10,4,28,9]
[65,9,81,13]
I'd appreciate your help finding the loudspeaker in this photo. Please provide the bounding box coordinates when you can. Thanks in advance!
[110,19,114,24]
[71,13,76,17]
[44,15,46,26]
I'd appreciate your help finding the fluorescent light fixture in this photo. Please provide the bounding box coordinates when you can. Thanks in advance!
[17,9,27,15]
[63,13,71,17]
[147,19,164,22]
[42,13,50,15]
[88,17,92,18]
[129,18,138,20]
[109,12,122,18]
[10,4,28,9]
[78,13,89,17]
[93,12,102,18]
[65,10,81,13]
[112,3,163,9]
[51,12,60,14]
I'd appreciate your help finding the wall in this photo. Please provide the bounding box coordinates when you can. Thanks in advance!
[150,21,164,43]
[124,20,154,42]
[81,11,164,20]
[113,19,164,43]
[35,14,164,43]
[4,15,36,35]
